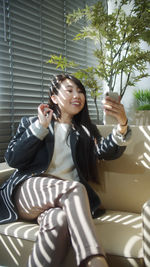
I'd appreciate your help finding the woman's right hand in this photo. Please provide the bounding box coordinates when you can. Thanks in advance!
[38,104,53,128]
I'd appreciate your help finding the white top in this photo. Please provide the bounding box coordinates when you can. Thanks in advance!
[46,122,78,181]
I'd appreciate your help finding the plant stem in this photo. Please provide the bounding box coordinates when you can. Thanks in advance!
[94,95,100,123]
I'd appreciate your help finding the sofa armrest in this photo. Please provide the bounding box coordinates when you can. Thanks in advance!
[0,162,14,185]
[142,200,150,267]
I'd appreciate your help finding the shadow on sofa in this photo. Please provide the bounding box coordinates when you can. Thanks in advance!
[0,125,149,267]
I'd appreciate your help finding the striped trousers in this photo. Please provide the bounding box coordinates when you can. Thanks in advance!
[14,176,104,267]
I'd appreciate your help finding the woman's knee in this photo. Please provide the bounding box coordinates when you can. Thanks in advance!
[38,207,68,233]
[71,181,88,198]
[67,180,86,193]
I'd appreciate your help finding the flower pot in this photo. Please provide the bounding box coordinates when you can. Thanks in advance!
[135,110,150,125]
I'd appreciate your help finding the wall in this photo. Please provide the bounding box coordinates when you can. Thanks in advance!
[107,0,150,125]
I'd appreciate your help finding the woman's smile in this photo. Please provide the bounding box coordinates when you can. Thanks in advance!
[71,100,81,105]
[51,78,85,123]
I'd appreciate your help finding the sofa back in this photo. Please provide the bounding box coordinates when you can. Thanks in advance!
[0,126,149,214]
[0,162,14,184]
[93,125,150,213]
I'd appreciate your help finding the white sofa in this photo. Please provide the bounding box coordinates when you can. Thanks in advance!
[0,125,149,267]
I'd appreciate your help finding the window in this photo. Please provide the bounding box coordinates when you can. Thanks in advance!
[0,0,106,162]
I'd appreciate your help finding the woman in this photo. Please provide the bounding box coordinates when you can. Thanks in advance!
[0,74,131,267]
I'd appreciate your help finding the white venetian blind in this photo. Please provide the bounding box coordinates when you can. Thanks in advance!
[0,0,104,162]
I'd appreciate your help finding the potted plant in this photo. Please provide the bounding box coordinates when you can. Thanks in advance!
[134,89,150,125]
[48,0,150,123]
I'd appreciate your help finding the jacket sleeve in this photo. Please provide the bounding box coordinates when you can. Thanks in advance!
[95,125,132,160]
[5,116,49,169]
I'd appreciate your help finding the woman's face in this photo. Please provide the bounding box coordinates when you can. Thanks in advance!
[51,78,85,123]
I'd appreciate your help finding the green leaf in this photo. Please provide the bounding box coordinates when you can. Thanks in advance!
[48,0,150,107]
[47,55,78,71]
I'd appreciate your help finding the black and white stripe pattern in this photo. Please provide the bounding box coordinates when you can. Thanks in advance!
[14,176,104,266]
[1,116,130,224]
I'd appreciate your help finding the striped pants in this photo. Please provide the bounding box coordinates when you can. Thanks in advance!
[14,176,104,267]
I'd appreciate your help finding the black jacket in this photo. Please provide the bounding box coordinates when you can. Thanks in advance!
[0,116,127,224]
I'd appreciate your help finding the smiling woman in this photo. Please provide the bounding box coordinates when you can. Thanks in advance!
[0,74,132,267]
[50,77,86,123]
[0,0,103,163]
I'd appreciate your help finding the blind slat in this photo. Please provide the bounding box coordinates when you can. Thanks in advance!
[0,0,101,162]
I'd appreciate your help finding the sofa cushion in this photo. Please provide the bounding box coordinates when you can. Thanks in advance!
[0,220,39,242]
[94,210,143,258]
[0,210,143,259]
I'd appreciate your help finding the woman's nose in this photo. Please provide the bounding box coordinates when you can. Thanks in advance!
[73,91,79,98]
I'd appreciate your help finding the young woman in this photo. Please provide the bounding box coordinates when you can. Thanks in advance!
[0,74,131,267]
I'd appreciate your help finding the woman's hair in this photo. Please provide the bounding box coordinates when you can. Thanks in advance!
[48,74,101,183]
[48,74,91,129]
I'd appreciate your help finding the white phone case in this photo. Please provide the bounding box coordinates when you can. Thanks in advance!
[103,92,119,125]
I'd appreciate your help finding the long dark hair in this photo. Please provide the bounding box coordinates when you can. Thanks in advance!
[48,74,100,138]
[48,74,101,181]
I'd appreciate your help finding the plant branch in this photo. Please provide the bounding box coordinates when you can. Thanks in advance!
[121,71,131,98]
[94,95,100,123]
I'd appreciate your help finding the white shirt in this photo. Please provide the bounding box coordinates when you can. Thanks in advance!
[46,122,78,181]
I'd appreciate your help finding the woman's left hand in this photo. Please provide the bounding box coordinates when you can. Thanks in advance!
[38,104,53,128]
[103,95,127,126]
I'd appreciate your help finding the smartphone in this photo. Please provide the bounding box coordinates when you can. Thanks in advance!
[103,92,119,125]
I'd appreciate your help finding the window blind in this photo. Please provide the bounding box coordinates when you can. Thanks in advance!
[0,0,105,162]
[65,0,106,123]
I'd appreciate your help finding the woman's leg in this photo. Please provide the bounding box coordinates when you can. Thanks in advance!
[14,179,70,267]
[14,176,107,266]
[28,208,70,267]
[57,180,107,266]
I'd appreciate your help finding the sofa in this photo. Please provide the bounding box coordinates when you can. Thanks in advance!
[0,125,149,267]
